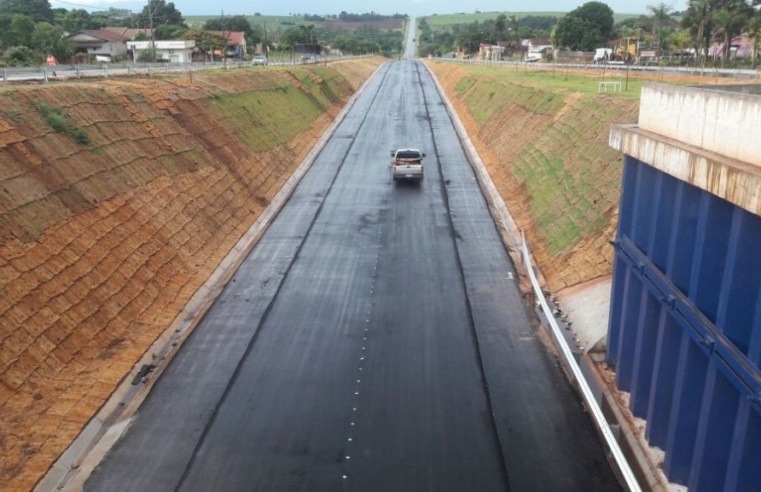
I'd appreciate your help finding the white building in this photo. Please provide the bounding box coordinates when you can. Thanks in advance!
[68,30,131,62]
[127,40,196,63]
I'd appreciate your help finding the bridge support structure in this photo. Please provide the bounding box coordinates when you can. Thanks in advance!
[608,83,761,491]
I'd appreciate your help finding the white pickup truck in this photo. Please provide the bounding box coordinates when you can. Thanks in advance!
[390,148,425,182]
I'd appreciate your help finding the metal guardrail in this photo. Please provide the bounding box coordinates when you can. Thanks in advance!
[432,56,761,80]
[520,229,642,492]
[0,55,370,83]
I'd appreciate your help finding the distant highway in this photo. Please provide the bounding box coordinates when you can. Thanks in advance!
[85,32,619,492]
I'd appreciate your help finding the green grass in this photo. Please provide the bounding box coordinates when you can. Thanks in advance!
[422,11,643,30]
[206,67,348,152]
[513,147,588,254]
[186,14,384,31]
[447,63,645,99]
[33,103,90,145]
[439,61,642,255]
[455,74,567,123]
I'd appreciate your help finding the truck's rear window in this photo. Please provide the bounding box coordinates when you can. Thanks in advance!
[397,151,421,159]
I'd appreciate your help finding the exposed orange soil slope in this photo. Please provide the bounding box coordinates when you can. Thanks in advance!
[427,62,639,291]
[0,58,381,491]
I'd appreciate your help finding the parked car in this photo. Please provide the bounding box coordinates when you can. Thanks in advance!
[251,56,268,66]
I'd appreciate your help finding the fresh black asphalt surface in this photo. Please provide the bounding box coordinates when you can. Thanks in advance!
[86,50,620,492]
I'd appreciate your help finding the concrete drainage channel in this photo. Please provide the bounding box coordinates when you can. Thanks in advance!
[36,64,386,492]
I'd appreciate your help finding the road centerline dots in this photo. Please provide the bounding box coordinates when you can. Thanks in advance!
[342,212,386,483]
[170,64,396,492]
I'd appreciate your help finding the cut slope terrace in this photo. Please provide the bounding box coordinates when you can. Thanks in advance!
[0,59,381,491]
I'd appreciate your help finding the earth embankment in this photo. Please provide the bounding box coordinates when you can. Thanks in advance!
[426,61,640,291]
[0,58,381,491]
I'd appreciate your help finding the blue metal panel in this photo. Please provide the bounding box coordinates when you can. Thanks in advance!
[690,365,739,491]
[645,312,680,448]
[645,178,687,448]
[606,156,640,370]
[614,269,643,392]
[607,156,761,490]
[719,209,761,355]
[664,334,708,484]
[629,290,660,417]
[724,402,761,491]
[690,193,733,325]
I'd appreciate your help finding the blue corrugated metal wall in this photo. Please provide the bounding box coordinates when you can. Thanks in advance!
[607,156,761,491]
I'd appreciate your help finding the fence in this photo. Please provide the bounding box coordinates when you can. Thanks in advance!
[431,57,761,80]
[0,55,369,83]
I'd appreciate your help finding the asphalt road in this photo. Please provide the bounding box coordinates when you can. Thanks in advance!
[86,58,619,492]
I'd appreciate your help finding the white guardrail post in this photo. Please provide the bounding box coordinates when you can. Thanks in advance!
[520,229,641,491]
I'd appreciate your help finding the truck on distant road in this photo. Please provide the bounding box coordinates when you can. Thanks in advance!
[390,148,425,182]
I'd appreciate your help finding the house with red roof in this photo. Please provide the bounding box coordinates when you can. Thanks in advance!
[206,31,247,57]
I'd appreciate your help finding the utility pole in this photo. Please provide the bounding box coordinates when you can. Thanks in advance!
[221,9,227,67]
[263,20,267,60]
[147,0,159,63]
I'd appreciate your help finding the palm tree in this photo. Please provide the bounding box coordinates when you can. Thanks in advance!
[647,2,675,49]
[682,0,713,67]
[712,2,753,67]
[744,12,761,69]
[713,9,733,67]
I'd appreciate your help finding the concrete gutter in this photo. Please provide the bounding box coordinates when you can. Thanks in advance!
[37,62,387,492]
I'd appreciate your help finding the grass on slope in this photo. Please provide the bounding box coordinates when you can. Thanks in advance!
[455,76,565,122]
[449,64,636,255]
[33,102,90,145]
[207,67,345,152]
[453,64,644,100]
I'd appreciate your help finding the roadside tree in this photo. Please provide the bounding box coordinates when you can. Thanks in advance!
[62,9,106,33]
[553,1,614,51]
[0,0,53,23]
[134,0,185,29]
[0,14,35,49]
[31,22,73,62]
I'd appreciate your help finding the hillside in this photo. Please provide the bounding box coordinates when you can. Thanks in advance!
[426,61,640,291]
[421,11,642,29]
[0,58,382,491]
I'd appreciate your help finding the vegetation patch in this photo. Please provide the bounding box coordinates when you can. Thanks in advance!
[33,103,90,145]
[206,68,345,152]
[428,60,643,290]
[512,145,608,254]
[457,75,566,122]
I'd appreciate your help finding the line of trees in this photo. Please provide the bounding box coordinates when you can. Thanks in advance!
[418,15,559,57]
[419,1,761,68]
[0,1,405,66]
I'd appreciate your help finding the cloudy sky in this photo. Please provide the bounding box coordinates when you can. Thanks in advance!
[51,0,659,17]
